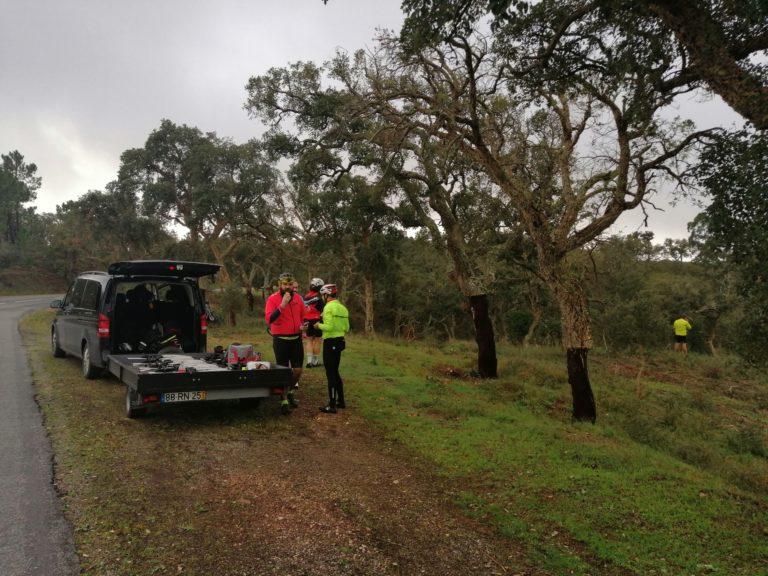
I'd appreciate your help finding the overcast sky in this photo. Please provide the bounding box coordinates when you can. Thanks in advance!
[0,0,745,241]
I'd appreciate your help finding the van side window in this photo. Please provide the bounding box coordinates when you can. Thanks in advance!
[63,283,76,306]
[69,280,87,308]
[81,281,101,311]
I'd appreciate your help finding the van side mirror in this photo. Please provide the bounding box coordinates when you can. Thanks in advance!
[49,299,63,309]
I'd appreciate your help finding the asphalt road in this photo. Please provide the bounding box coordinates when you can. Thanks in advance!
[0,295,79,576]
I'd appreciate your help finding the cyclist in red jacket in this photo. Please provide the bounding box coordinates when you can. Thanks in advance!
[303,277,324,367]
[265,272,306,414]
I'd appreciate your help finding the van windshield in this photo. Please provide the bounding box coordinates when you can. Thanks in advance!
[112,281,197,352]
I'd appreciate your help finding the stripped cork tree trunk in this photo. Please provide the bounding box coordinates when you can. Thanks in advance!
[542,263,597,422]
[469,292,498,378]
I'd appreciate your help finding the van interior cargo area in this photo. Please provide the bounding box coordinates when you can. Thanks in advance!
[111,280,198,353]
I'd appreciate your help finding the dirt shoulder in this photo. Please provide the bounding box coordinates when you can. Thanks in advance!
[21,310,539,576]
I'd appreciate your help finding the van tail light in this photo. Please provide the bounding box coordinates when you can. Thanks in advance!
[98,313,110,338]
[271,387,284,396]
[200,314,208,335]
[142,394,159,404]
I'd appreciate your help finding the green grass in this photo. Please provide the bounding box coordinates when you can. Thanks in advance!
[339,330,768,575]
[21,311,298,575]
[22,310,768,575]
[208,314,768,574]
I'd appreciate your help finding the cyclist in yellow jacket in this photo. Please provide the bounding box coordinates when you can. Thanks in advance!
[673,315,693,355]
[316,284,350,413]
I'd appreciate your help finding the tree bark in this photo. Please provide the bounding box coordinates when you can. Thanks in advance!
[262,272,270,303]
[523,308,541,347]
[706,334,717,356]
[441,215,498,378]
[396,174,500,378]
[701,308,720,356]
[544,267,597,422]
[209,242,231,283]
[234,262,259,313]
[208,238,240,284]
[363,275,375,336]
[566,348,596,423]
[454,264,499,377]
[469,294,498,378]
[523,281,542,347]
[650,0,768,129]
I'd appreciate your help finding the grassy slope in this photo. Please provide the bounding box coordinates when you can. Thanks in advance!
[22,311,768,575]
[349,339,767,575]
[0,265,68,295]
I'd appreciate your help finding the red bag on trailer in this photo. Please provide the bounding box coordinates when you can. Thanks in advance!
[227,343,261,368]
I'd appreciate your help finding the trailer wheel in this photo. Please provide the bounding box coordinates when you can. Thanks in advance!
[125,388,146,419]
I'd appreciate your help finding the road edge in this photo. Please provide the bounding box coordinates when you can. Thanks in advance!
[17,309,81,575]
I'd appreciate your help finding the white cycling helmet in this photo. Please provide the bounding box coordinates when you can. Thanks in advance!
[320,283,337,297]
[309,277,324,291]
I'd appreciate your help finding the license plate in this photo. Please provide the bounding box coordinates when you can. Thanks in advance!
[161,391,207,403]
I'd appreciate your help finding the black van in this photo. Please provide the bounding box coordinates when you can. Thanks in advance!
[50,261,217,379]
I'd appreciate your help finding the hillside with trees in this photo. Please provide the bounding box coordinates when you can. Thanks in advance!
[1,0,766,422]
[3,2,767,574]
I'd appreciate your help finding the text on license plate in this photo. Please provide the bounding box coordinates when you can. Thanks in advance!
[161,391,207,403]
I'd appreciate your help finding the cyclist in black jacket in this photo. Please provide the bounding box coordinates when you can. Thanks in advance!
[303,278,324,367]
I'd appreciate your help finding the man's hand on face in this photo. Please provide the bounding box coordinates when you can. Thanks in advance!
[281,290,293,309]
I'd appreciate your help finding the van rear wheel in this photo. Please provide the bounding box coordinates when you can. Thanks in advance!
[82,342,102,379]
[51,328,65,358]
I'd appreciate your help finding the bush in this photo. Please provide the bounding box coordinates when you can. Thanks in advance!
[504,310,533,343]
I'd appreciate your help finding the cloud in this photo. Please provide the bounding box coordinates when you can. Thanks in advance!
[0,0,405,214]
[33,115,119,212]
[0,0,748,238]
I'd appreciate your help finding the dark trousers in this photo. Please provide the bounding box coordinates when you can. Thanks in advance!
[322,337,345,406]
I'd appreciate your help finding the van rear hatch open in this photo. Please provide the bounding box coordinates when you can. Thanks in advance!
[108,278,205,353]
[107,260,220,278]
